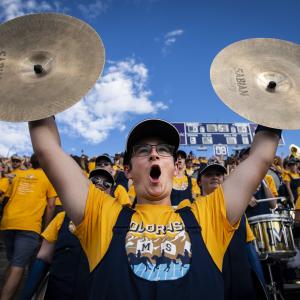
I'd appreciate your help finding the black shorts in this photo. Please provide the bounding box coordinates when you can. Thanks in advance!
[3,230,40,268]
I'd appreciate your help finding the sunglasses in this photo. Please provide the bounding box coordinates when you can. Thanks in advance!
[96,161,111,167]
[12,159,21,163]
[132,144,175,157]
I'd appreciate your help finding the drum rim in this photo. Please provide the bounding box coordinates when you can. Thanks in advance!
[248,213,292,223]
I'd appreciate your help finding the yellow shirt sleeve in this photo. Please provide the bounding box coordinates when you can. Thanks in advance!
[265,175,278,197]
[192,186,239,271]
[55,197,62,206]
[191,178,201,198]
[74,184,123,271]
[114,185,132,206]
[128,185,136,202]
[88,162,96,172]
[283,171,292,182]
[0,177,9,194]
[245,217,255,242]
[47,181,58,199]
[41,212,66,243]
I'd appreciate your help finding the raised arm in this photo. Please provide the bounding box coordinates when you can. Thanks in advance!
[222,126,280,224]
[29,117,90,225]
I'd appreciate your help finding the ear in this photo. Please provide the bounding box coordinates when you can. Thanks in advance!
[124,167,132,179]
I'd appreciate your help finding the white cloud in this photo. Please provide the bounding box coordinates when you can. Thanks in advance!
[58,58,167,143]
[0,0,63,21]
[77,0,109,19]
[0,58,167,155]
[162,29,184,55]
[0,122,31,156]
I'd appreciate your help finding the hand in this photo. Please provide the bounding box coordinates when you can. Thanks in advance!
[249,196,258,207]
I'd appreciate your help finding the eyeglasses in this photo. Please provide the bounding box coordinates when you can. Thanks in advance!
[132,144,175,157]
[90,176,113,190]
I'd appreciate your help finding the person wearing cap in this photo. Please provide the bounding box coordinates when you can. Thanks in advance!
[171,150,200,207]
[0,154,57,300]
[197,162,227,196]
[95,153,131,205]
[3,155,24,197]
[196,162,267,299]
[20,167,115,300]
[28,117,280,299]
[113,152,124,171]
[9,155,23,172]
[282,157,300,204]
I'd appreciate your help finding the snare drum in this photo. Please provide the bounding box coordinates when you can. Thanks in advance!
[248,214,296,259]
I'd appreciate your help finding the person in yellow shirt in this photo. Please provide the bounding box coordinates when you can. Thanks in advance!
[21,168,117,300]
[0,154,57,300]
[196,161,267,299]
[171,150,200,206]
[265,174,278,197]
[95,153,130,204]
[282,157,300,205]
[113,152,124,171]
[185,158,194,177]
[29,117,280,300]
[88,157,96,172]
[9,154,23,173]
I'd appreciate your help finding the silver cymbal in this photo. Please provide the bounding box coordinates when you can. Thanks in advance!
[0,13,105,122]
[210,38,300,129]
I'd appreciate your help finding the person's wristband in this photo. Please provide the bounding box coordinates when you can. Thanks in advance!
[255,125,282,139]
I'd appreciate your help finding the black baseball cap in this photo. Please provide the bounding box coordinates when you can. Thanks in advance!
[89,167,115,185]
[125,119,180,159]
[176,150,187,160]
[287,157,298,165]
[95,154,113,165]
[197,162,227,179]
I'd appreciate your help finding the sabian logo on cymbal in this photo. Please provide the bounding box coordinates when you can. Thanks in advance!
[234,68,249,96]
[0,51,6,80]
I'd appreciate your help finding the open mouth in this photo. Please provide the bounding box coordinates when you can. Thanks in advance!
[150,165,161,181]
[210,180,219,185]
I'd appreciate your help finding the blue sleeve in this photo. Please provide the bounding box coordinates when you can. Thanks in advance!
[115,171,129,191]
[20,258,50,300]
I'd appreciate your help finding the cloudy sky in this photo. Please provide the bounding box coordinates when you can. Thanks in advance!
[0,0,300,157]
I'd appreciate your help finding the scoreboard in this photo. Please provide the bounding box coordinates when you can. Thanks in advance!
[171,122,285,146]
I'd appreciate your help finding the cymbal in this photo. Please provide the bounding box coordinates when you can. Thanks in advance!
[0,13,105,122]
[210,38,300,129]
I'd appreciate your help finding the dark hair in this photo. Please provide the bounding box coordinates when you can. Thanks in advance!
[30,154,40,169]
[71,155,83,168]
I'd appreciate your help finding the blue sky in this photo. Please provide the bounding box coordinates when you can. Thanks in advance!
[0,0,300,158]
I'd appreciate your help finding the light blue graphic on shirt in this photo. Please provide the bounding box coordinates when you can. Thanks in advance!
[125,222,191,281]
